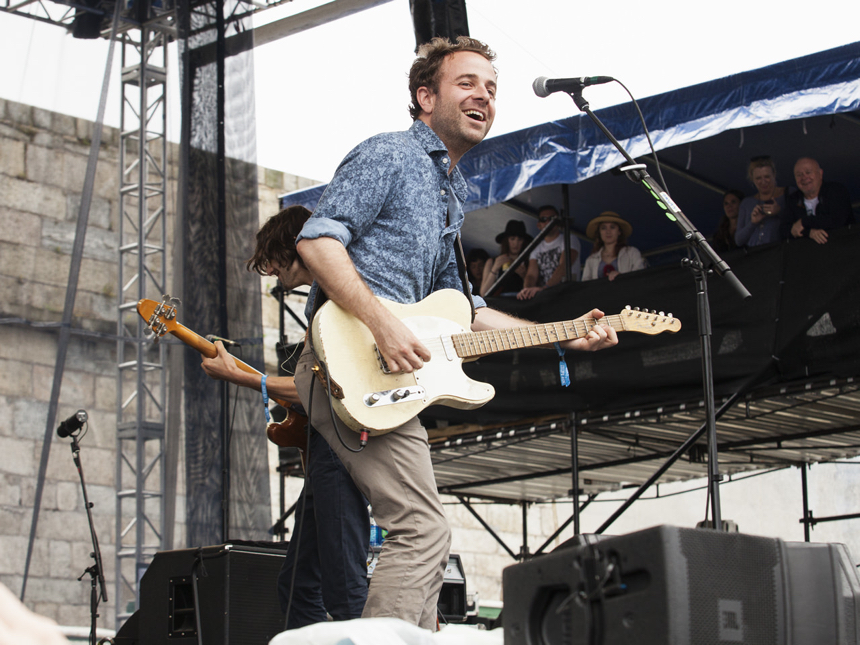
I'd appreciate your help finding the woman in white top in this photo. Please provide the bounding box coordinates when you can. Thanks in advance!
[582,211,647,281]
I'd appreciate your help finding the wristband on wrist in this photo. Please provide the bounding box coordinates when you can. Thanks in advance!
[261,374,271,422]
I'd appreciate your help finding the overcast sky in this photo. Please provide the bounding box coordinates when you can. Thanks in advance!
[2,0,858,182]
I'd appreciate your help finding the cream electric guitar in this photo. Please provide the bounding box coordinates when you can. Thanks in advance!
[310,289,681,435]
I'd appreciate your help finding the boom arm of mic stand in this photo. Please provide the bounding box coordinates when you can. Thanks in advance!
[569,90,751,300]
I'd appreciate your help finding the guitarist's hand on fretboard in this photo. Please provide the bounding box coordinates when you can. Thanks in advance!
[556,308,618,352]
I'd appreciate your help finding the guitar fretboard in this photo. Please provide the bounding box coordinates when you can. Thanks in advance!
[452,315,627,358]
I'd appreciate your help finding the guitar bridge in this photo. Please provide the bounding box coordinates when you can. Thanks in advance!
[363,387,426,408]
[375,346,392,374]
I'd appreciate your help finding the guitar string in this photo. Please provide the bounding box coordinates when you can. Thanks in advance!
[411,313,675,357]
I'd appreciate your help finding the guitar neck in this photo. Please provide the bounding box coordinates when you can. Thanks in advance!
[169,324,291,409]
[452,315,627,359]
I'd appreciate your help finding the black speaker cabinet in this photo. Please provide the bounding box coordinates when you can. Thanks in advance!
[503,525,860,645]
[124,542,288,645]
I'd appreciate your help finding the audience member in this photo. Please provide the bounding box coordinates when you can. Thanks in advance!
[735,156,786,247]
[481,219,531,296]
[466,247,490,289]
[582,211,646,281]
[712,189,745,253]
[780,157,854,244]
[518,205,582,300]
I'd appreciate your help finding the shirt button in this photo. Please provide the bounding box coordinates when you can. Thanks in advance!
[442,157,449,164]
[440,189,447,196]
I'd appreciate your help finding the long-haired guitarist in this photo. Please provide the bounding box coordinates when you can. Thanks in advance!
[200,205,370,629]
[292,37,618,631]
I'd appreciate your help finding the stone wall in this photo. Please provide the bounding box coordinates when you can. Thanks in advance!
[0,97,316,628]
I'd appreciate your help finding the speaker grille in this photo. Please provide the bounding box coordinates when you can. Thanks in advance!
[681,529,781,644]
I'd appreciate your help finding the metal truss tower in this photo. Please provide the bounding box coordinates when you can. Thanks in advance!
[114,7,173,627]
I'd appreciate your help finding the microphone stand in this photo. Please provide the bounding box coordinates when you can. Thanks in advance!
[68,431,108,645]
[567,88,751,530]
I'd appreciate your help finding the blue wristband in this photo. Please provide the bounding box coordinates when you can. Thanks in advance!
[261,374,271,422]
[554,342,571,388]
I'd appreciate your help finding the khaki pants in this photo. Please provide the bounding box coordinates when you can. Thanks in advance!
[295,346,451,630]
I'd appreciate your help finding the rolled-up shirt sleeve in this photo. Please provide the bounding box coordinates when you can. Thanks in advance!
[297,138,402,248]
[297,216,352,247]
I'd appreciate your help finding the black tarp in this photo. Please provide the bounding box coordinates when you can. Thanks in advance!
[179,0,271,546]
[420,226,860,428]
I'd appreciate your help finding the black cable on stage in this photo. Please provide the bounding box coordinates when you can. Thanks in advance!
[283,374,313,630]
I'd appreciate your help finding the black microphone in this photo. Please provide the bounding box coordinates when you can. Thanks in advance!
[532,75,614,98]
[57,410,88,438]
[205,334,240,347]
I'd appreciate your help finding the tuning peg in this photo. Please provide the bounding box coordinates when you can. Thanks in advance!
[625,305,632,310]
[633,307,640,311]
[668,313,673,319]
[659,311,665,316]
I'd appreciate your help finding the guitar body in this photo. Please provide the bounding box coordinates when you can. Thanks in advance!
[311,289,495,435]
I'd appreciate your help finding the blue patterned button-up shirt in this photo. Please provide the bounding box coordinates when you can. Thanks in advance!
[298,120,486,317]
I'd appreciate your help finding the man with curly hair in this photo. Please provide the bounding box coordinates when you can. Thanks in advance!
[294,37,618,629]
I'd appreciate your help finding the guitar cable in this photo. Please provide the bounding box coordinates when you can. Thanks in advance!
[283,356,369,630]
[315,355,368,454]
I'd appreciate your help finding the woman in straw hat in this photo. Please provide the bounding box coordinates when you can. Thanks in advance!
[582,211,647,281]
[481,219,533,296]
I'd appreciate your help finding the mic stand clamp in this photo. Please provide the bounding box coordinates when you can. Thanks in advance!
[567,87,749,530]
[69,433,108,645]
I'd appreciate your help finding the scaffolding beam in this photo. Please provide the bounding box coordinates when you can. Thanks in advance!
[114,11,171,627]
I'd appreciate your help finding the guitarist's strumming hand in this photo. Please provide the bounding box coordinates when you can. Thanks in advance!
[559,308,618,352]
[369,307,432,374]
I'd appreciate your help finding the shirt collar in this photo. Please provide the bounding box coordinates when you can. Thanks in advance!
[409,119,448,155]
[408,120,469,204]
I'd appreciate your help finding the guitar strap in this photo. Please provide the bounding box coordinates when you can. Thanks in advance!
[453,233,477,324]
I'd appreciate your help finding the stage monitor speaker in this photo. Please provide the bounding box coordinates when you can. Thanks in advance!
[124,542,288,645]
[502,524,860,645]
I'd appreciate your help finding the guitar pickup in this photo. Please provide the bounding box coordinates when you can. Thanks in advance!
[363,387,425,408]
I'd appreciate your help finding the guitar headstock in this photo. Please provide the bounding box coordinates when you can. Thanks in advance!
[137,295,181,342]
[619,306,682,335]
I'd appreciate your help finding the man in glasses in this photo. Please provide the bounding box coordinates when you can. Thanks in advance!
[518,205,582,300]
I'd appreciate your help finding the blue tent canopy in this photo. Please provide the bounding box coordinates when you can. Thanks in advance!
[281,42,860,256]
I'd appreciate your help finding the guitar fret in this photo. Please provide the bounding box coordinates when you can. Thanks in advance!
[450,309,677,360]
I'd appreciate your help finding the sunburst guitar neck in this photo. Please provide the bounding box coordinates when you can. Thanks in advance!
[310,289,681,435]
[136,296,308,450]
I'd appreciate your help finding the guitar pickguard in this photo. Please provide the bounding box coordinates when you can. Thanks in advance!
[310,290,495,435]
